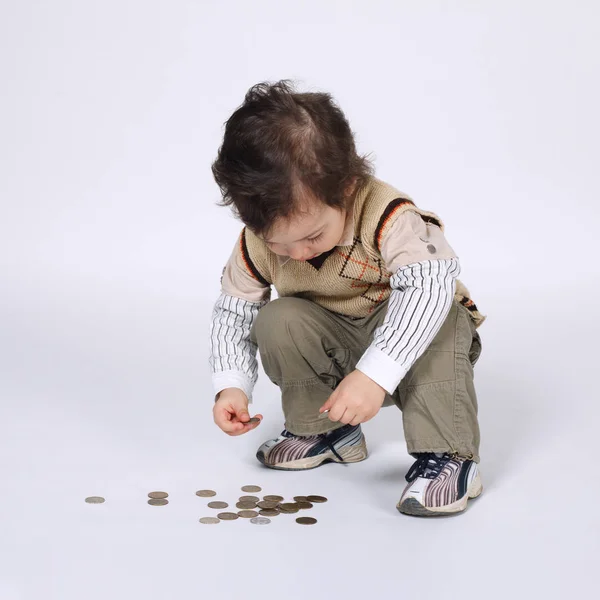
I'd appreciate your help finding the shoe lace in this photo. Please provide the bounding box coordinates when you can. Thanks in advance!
[405,453,450,482]
[280,428,347,463]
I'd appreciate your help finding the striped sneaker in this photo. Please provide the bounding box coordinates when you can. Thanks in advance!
[256,424,368,471]
[397,453,483,516]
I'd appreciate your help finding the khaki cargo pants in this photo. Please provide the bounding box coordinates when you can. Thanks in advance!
[249,297,483,462]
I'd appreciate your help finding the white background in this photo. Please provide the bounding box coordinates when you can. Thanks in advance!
[1,1,598,599]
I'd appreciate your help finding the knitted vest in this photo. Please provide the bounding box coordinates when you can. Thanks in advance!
[241,176,485,328]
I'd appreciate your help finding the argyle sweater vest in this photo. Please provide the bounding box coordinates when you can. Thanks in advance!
[240,177,485,327]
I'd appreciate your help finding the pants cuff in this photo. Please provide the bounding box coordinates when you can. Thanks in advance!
[406,438,480,463]
[284,419,347,436]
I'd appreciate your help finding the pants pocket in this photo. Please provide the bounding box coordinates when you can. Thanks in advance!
[469,330,482,366]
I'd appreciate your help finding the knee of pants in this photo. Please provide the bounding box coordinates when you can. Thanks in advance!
[251,297,323,356]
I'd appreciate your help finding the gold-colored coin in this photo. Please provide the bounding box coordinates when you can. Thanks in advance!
[256,500,279,510]
[239,495,260,503]
[85,496,105,504]
[237,510,259,518]
[236,501,257,510]
[241,485,262,493]
[199,517,220,524]
[263,495,284,502]
[148,491,168,499]
[246,418,261,424]
[296,517,317,525]
[293,496,309,502]
[217,512,239,521]
[296,501,313,510]
[279,503,300,514]
[207,501,228,509]
[259,509,280,517]
[307,495,328,503]
[195,490,216,497]
[148,498,168,506]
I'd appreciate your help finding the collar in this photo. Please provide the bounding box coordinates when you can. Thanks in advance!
[275,204,355,266]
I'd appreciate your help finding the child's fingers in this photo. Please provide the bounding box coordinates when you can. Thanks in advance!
[236,408,250,423]
[220,418,244,434]
[214,407,242,433]
[328,404,347,423]
[319,395,335,413]
[232,413,263,428]
[227,419,261,436]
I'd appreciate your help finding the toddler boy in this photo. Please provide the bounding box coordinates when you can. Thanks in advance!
[209,80,486,516]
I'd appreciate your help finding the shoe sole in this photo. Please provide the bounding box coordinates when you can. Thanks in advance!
[257,436,369,471]
[396,472,483,517]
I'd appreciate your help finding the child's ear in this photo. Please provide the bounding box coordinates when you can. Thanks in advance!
[345,176,358,197]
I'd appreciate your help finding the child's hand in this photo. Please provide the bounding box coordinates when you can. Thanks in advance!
[213,388,262,436]
[319,370,386,425]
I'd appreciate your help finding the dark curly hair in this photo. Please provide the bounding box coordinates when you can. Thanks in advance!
[211,79,375,237]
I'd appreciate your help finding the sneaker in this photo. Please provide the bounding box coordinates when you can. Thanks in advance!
[397,452,483,516]
[256,424,368,471]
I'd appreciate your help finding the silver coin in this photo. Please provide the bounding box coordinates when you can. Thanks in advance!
[237,510,259,518]
[239,495,260,503]
[148,491,168,499]
[241,485,262,493]
[85,496,105,504]
[195,490,216,497]
[217,512,239,521]
[207,501,228,509]
[148,498,168,506]
[246,418,261,424]
[236,501,257,510]
[250,517,271,525]
[199,517,220,525]
[263,495,284,502]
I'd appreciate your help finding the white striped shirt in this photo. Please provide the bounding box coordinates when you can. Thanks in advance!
[209,257,460,400]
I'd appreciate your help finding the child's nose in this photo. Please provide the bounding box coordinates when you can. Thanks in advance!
[289,246,311,261]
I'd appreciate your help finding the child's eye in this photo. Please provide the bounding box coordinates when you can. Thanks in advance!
[308,233,324,243]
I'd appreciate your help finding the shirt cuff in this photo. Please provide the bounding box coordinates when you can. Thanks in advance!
[355,345,410,395]
[212,371,255,403]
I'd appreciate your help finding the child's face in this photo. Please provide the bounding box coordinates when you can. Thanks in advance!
[259,201,348,262]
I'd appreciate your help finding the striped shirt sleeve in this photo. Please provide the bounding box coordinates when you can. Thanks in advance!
[355,258,461,394]
[209,293,269,403]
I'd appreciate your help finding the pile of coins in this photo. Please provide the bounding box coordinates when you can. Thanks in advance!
[148,491,169,506]
[85,485,327,526]
[198,486,326,525]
